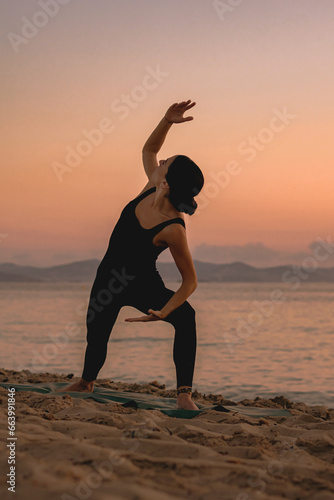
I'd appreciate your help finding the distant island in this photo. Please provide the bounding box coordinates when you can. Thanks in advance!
[0,260,333,283]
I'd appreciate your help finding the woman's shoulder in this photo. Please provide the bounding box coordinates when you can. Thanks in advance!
[159,212,186,231]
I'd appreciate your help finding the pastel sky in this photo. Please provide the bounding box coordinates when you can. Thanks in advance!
[1,0,334,266]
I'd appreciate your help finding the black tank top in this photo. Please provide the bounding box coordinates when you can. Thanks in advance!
[98,187,185,276]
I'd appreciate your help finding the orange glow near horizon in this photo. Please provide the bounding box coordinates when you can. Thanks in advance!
[1,1,333,266]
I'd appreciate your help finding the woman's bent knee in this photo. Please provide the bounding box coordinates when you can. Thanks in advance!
[166,301,196,325]
[185,302,196,321]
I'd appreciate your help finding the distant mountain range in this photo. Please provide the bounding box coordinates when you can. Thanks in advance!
[0,260,333,283]
[193,241,334,268]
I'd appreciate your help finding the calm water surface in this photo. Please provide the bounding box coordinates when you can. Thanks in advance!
[0,282,333,406]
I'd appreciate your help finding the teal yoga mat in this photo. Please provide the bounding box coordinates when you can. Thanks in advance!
[0,382,292,420]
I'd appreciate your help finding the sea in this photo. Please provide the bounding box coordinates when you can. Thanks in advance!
[0,281,333,407]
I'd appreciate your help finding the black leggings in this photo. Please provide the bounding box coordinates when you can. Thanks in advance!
[81,267,197,389]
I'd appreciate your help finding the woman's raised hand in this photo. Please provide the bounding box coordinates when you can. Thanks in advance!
[165,100,196,124]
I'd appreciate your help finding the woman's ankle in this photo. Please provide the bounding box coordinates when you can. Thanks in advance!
[177,393,191,400]
[177,391,192,400]
[177,386,192,397]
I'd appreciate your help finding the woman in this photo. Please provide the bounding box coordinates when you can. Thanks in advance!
[59,100,204,410]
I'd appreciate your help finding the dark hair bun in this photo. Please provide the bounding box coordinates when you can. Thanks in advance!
[171,193,197,215]
[165,155,204,216]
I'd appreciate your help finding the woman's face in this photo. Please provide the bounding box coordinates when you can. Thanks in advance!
[157,155,178,180]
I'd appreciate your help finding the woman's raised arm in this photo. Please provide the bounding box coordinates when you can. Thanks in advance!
[142,100,196,179]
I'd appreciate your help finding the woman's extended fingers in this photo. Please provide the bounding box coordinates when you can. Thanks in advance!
[124,313,160,322]
[124,308,165,322]
[170,100,195,109]
[185,101,196,110]
[124,315,149,322]
[175,100,196,109]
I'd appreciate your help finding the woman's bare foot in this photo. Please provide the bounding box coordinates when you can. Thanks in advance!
[176,393,199,410]
[56,378,94,393]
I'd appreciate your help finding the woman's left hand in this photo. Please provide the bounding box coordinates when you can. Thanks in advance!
[165,100,196,124]
[124,309,166,322]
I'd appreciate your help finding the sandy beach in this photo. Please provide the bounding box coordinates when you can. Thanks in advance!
[1,368,334,500]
